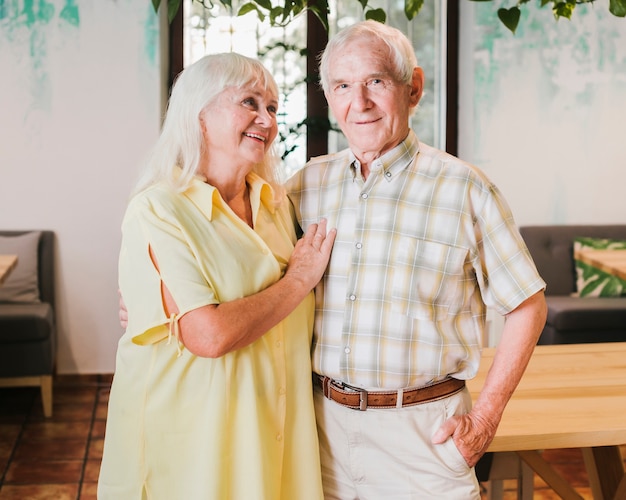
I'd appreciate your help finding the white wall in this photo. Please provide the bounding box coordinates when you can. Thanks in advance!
[458,0,626,227]
[0,0,165,373]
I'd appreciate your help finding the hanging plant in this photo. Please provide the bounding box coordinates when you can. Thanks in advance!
[152,0,625,33]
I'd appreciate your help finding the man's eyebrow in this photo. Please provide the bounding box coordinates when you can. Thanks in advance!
[330,72,393,84]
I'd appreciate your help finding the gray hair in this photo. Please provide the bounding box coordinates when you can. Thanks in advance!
[134,53,282,201]
[318,20,418,93]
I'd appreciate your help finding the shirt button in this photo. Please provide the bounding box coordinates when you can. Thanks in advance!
[360,192,368,199]
[385,171,392,178]
[349,294,356,301]
[279,387,286,395]
[275,340,282,348]
[344,347,351,354]
[355,242,362,249]
[276,434,283,441]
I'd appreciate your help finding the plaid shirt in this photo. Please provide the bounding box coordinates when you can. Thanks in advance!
[287,131,545,390]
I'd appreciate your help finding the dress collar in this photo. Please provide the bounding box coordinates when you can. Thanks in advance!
[180,168,276,223]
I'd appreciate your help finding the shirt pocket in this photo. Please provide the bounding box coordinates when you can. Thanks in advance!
[391,237,468,320]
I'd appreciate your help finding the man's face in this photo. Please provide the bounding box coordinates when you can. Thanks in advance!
[324,36,423,163]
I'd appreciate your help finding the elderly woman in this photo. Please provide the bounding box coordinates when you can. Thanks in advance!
[98,53,334,500]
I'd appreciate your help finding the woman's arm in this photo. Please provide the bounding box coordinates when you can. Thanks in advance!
[155,219,335,358]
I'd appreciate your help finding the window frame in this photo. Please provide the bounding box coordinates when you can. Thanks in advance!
[167,1,459,158]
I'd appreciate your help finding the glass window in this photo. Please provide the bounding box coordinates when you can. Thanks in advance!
[182,0,445,176]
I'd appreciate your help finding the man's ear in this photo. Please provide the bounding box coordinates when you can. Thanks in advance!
[409,67,424,107]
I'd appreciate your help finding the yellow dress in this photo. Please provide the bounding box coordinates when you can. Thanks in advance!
[98,172,323,500]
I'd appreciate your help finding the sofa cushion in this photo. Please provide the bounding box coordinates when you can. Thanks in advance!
[545,296,626,332]
[519,225,626,296]
[0,303,54,342]
[573,237,626,297]
[0,231,41,303]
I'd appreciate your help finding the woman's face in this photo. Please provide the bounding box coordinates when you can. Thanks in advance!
[199,82,279,172]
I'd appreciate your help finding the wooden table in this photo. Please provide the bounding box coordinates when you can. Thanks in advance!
[575,249,626,281]
[468,343,626,500]
[0,254,18,285]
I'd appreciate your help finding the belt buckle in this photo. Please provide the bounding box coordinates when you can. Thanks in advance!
[336,380,368,411]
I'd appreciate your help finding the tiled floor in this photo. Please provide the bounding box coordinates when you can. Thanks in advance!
[0,375,111,500]
[0,376,624,499]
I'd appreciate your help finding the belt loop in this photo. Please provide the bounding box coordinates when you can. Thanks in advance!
[358,389,368,411]
[322,376,331,400]
[396,388,404,409]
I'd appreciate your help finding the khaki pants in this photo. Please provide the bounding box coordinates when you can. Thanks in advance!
[313,385,480,499]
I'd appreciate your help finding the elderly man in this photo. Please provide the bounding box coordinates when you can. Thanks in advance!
[287,20,547,498]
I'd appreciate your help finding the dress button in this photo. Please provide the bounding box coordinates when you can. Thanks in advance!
[349,294,356,301]
[276,434,283,441]
[355,242,362,249]
[275,340,281,348]
[279,387,286,395]
[361,192,368,199]
[344,347,351,354]
[385,171,392,178]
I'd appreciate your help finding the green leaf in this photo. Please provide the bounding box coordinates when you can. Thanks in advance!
[167,0,181,23]
[610,0,626,17]
[291,3,304,16]
[238,2,258,15]
[497,7,521,33]
[404,0,423,20]
[553,1,575,19]
[579,262,596,281]
[255,0,272,10]
[603,277,622,296]
[358,0,368,9]
[365,8,386,23]
[151,0,161,13]
[576,260,626,297]
[270,6,284,24]
[580,279,601,297]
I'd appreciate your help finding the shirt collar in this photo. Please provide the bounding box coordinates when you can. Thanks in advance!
[349,130,421,181]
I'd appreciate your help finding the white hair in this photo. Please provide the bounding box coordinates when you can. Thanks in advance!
[134,52,283,203]
[318,20,418,93]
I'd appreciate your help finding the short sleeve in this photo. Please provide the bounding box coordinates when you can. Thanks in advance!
[119,192,218,345]
[476,185,546,315]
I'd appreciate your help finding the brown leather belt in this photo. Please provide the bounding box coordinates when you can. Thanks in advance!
[314,373,465,411]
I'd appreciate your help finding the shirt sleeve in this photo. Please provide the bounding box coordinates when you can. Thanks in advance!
[474,183,546,315]
[118,192,218,346]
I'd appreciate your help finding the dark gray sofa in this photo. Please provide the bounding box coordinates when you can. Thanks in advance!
[0,230,56,417]
[519,225,626,345]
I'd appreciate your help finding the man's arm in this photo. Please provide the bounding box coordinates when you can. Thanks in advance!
[432,290,547,467]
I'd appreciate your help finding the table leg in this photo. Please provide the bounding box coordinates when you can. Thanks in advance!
[581,446,625,500]
[613,476,626,500]
[516,450,583,500]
